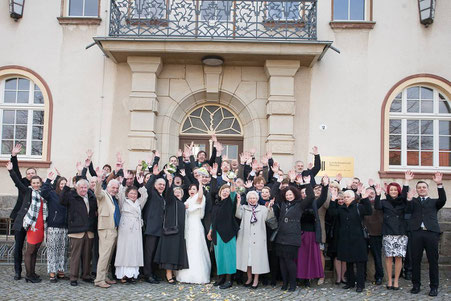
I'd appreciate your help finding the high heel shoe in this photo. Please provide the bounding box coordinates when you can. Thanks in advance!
[213,277,225,286]
[251,282,259,289]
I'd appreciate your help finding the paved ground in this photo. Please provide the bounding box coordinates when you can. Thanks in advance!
[0,265,450,301]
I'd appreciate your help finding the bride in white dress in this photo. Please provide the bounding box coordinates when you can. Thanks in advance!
[176,180,211,284]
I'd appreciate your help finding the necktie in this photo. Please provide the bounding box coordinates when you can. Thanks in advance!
[112,196,121,228]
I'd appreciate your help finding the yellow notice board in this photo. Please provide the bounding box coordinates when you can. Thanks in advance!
[317,157,354,178]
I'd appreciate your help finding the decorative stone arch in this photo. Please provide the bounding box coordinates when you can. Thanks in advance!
[156,89,264,161]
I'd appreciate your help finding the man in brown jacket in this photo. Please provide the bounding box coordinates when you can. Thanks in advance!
[94,178,120,288]
[363,186,384,285]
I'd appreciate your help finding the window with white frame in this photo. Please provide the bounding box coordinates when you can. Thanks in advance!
[0,77,45,158]
[68,0,98,17]
[333,0,365,21]
[388,85,451,169]
[200,0,232,21]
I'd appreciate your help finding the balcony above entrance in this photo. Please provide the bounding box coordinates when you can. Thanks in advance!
[95,0,332,66]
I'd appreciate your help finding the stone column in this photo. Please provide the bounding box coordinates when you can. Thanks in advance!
[126,56,162,164]
[264,60,300,171]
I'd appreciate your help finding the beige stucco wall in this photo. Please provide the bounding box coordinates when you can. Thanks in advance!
[0,0,451,205]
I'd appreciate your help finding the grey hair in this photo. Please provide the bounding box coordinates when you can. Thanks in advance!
[155,178,166,186]
[246,190,259,201]
[173,187,184,197]
[75,179,89,188]
[107,179,120,188]
[343,190,356,199]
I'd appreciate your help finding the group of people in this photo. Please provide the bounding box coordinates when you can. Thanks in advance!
[6,135,447,297]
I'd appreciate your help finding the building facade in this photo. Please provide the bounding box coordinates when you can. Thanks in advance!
[0,0,450,229]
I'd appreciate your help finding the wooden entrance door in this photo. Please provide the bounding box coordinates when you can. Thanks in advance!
[179,136,243,160]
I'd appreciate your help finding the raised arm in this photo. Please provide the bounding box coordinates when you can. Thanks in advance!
[309,146,321,177]
[316,176,330,208]
[433,172,446,209]
[6,162,27,193]
[10,144,23,178]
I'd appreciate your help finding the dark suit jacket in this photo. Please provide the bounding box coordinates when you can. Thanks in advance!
[406,187,446,233]
[142,174,166,236]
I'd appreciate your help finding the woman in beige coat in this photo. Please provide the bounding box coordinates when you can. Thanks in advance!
[235,191,274,289]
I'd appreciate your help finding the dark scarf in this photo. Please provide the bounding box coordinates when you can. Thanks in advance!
[250,204,258,224]
[211,193,239,245]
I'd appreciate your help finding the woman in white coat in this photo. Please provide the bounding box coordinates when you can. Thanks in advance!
[114,180,147,283]
[236,191,274,289]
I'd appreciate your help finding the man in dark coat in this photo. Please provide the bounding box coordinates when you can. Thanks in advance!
[406,172,446,297]
[8,144,36,280]
[142,167,167,284]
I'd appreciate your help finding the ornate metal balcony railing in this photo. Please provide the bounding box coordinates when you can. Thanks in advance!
[109,0,317,41]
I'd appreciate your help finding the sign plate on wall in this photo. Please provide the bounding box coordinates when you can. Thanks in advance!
[317,156,354,178]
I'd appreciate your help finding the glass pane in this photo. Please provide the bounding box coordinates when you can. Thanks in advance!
[407,120,419,134]
[16,110,28,124]
[181,119,191,132]
[333,0,348,20]
[439,101,451,113]
[421,120,433,134]
[33,111,44,125]
[350,0,365,20]
[421,100,433,113]
[31,141,42,156]
[407,135,419,150]
[439,121,451,135]
[17,91,29,103]
[188,143,206,158]
[216,129,238,135]
[5,78,17,90]
[421,152,433,166]
[69,0,83,16]
[84,0,98,16]
[407,86,419,99]
[212,109,223,127]
[223,108,233,118]
[200,110,211,129]
[395,93,402,99]
[32,126,43,140]
[18,78,29,90]
[2,125,13,139]
[15,140,27,154]
[439,136,451,151]
[439,152,451,167]
[390,99,402,112]
[191,108,202,117]
[1,140,13,154]
[407,151,419,165]
[389,119,401,134]
[15,125,27,139]
[232,119,241,133]
[34,89,43,104]
[190,117,208,133]
[421,87,433,100]
[4,91,16,103]
[389,135,401,150]
[389,151,401,165]
[407,100,419,113]
[224,145,238,160]
[2,110,15,124]
[216,118,234,132]
[421,136,433,151]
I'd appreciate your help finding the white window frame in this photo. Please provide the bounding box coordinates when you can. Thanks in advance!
[333,0,367,21]
[66,0,99,18]
[0,77,45,159]
[388,85,451,172]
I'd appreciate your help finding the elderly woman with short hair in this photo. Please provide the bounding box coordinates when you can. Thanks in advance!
[235,191,274,289]
[328,189,372,293]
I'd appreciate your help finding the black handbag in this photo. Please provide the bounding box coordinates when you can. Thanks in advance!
[162,201,179,235]
[266,215,278,230]
[356,205,369,240]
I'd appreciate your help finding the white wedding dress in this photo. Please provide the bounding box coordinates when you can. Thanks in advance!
[176,193,211,284]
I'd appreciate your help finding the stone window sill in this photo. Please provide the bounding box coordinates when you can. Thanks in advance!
[0,160,51,168]
[379,170,451,180]
[330,21,375,30]
[57,17,102,26]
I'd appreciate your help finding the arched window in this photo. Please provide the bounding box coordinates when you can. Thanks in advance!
[383,75,451,174]
[180,104,243,160]
[0,66,52,166]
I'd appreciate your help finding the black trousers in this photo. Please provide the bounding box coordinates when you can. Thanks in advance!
[347,262,366,289]
[411,230,440,289]
[403,231,413,275]
[14,228,27,275]
[143,235,160,277]
[368,235,384,280]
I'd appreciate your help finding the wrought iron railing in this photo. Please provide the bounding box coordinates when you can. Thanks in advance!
[109,0,317,41]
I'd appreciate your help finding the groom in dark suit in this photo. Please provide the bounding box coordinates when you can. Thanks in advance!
[406,172,446,297]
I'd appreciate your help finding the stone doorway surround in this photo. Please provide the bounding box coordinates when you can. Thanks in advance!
[125,56,301,171]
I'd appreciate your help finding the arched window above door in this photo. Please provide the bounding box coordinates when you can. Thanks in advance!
[181,105,242,136]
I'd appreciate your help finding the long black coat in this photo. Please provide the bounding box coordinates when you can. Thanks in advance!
[61,186,97,234]
[375,191,409,236]
[9,170,33,231]
[9,155,30,221]
[328,198,372,262]
[142,175,166,237]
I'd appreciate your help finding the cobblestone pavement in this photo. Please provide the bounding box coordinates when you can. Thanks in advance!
[1,266,450,301]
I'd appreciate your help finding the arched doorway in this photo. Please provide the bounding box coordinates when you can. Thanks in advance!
[179,104,243,160]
